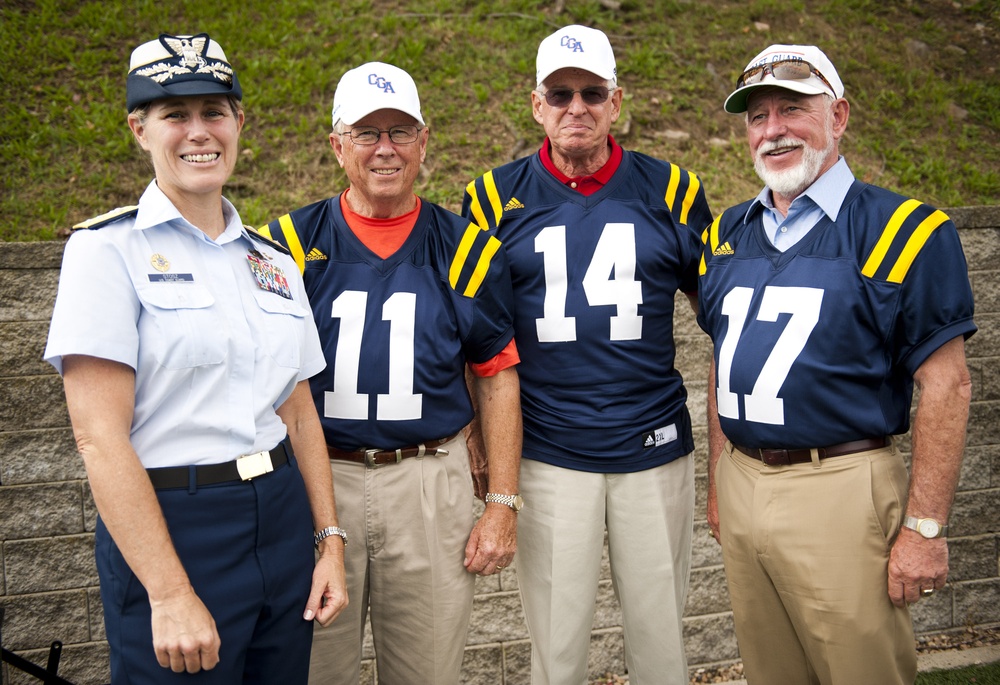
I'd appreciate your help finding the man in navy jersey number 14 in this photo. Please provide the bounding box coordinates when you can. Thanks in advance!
[261,62,522,685]
[699,44,976,685]
[464,25,711,685]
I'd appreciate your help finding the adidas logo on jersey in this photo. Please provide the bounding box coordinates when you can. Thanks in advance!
[642,432,656,448]
[503,197,525,211]
[305,248,328,261]
[713,242,734,256]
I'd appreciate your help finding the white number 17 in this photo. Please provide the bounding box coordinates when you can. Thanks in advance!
[716,285,823,425]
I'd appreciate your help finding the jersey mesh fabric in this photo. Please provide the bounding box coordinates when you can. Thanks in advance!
[697,182,976,448]
[264,195,515,450]
[464,149,711,472]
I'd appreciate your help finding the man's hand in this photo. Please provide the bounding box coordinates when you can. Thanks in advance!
[888,527,948,608]
[150,589,221,673]
[304,543,349,626]
[463,504,517,576]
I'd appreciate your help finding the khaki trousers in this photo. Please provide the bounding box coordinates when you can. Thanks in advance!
[717,441,917,685]
[517,456,694,685]
[308,436,475,685]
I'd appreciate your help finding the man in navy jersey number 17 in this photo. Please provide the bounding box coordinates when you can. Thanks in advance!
[699,44,976,685]
[464,25,712,685]
[261,62,522,685]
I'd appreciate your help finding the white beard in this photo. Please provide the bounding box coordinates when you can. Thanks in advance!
[754,131,834,199]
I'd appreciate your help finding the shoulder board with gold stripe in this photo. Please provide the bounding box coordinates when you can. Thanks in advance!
[244,224,291,256]
[71,206,139,231]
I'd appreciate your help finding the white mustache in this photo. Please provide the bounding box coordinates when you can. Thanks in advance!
[757,137,804,156]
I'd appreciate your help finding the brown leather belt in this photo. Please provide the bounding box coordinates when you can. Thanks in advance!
[734,437,890,466]
[327,435,456,468]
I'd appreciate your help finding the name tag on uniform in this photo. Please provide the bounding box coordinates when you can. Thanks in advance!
[247,253,292,299]
[148,273,194,282]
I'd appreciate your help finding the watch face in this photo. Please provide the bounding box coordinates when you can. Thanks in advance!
[918,519,940,538]
[512,495,524,512]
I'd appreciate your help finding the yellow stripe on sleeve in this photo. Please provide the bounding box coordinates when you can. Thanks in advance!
[861,199,921,278]
[465,180,488,229]
[483,171,504,227]
[465,235,502,297]
[679,172,701,225]
[887,209,948,283]
[276,214,306,274]
[450,224,481,289]
[699,215,723,276]
[664,163,681,213]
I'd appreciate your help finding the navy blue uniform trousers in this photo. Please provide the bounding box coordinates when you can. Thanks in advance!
[95,455,315,684]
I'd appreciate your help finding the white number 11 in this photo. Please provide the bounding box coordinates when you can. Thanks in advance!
[324,290,422,421]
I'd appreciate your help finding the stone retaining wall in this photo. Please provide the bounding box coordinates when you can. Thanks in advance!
[1,205,997,684]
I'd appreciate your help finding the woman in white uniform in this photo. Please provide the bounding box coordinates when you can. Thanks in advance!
[44,33,347,684]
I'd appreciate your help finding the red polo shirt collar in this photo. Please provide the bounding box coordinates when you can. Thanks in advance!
[539,136,622,196]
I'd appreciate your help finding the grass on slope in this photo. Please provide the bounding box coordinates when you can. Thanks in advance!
[1,0,998,240]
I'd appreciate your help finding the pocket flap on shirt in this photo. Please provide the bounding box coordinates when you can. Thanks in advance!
[135,282,215,310]
[252,289,308,317]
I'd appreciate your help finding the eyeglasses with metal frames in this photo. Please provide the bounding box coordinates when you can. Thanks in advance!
[537,85,615,108]
[341,125,422,145]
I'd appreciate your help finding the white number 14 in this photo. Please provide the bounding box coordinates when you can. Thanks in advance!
[534,223,643,343]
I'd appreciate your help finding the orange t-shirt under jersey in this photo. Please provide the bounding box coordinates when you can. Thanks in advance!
[339,190,519,376]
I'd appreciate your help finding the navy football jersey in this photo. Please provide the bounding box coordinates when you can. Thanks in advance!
[261,195,515,450]
[463,150,711,472]
[697,182,976,448]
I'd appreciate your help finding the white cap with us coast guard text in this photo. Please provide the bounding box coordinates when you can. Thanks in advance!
[332,62,424,128]
[724,44,844,113]
[536,25,617,87]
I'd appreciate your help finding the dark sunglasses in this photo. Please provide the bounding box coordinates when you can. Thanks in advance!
[539,85,614,108]
[736,59,836,97]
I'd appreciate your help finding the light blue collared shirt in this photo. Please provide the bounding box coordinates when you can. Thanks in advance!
[45,180,325,468]
[747,157,856,251]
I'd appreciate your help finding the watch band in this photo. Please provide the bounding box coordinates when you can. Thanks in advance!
[314,525,348,547]
[903,516,948,539]
[485,492,523,511]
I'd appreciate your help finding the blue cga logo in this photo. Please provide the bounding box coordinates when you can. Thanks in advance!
[560,35,585,52]
[368,73,396,93]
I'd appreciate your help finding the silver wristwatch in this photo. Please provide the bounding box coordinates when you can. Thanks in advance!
[314,526,348,547]
[485,492,524,512]
[903,516,948,539]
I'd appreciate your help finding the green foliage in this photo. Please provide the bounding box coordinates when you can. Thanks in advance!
[1,0,998,240]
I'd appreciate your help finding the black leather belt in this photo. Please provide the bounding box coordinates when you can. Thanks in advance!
[146,437,291,490]
[328,434,456,468]
[734,437,890,466]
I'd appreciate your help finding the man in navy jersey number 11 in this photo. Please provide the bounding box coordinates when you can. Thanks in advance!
[699,44,976,685]
[464,25,712,685]
[261,62,522,685]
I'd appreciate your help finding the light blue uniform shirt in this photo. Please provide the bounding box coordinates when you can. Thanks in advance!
[748,157,855,251]
[45,181,325,468]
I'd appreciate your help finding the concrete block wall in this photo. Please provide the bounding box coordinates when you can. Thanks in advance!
[1,206,997,684]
